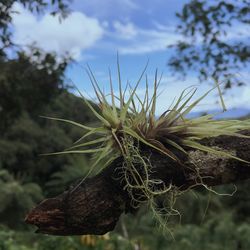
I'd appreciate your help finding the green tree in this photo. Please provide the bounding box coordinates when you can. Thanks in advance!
[0,50,67,131]
[0,0,71,54]
[0,169,43,229]
[0,48,96,228]
[169,0,250,89]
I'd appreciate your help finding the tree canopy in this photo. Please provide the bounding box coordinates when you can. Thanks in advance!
[0,49,96,229]
[0,0,71,55]
[169,0,250,89]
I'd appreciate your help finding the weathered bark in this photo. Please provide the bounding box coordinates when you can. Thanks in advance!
[25,131,250,235]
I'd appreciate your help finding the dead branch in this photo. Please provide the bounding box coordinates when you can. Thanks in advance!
[25,131,250,235]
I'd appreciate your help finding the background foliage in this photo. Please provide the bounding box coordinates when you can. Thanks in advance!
[169,0,250,89]
[0,0,250,249]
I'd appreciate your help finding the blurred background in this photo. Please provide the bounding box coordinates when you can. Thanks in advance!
[0,0,249,249]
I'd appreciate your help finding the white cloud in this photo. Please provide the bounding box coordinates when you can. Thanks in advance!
[161,81,250,114]
[120,74,250,115]
[222,23,250,42]
[113,21,138,40]
[112,20,250,55]
[11,3,105,60]
[122,0,139,10]
[109,21,180,55]
[72,0,139,19]
[76,68,250,116]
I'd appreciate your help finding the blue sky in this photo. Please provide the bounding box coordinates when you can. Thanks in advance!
[10,0,250,115]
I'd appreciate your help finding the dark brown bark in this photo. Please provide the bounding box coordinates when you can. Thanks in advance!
[25,131,250,235]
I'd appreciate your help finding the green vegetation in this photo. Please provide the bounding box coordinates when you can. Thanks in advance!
[42,61,250,234]
[0,51,95,226]
[1,50,250,249]
[169,0,250,89]
[0,0,71,54]
[0,1,250,249]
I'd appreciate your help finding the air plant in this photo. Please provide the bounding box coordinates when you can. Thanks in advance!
[42,58,250,233]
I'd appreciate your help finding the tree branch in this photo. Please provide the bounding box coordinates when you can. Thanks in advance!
[25,131,250,235]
